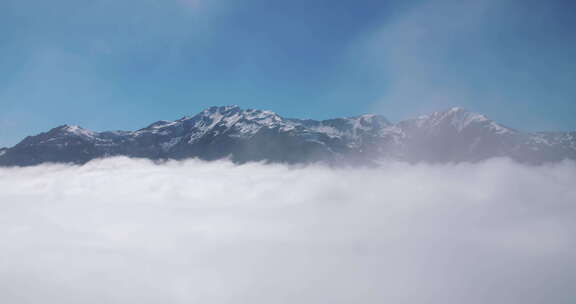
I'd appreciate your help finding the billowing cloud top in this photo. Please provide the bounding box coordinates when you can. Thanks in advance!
[0,157,575,303]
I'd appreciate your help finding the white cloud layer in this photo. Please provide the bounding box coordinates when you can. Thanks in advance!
[1,157,575,303]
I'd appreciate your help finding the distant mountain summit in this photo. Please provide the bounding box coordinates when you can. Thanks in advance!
[1,105,574,166]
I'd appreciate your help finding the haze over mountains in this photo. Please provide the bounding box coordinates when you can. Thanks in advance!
[0,105,574,166]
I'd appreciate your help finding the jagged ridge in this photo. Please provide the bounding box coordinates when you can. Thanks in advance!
[0,106,574,166]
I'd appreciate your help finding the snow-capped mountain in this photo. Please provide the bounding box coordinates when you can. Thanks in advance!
[0,106,574,166]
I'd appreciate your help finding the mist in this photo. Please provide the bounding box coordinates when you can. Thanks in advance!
[1,157,575,303]
[356,0,576,130]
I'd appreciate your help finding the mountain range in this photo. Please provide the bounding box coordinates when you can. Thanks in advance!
[1,105,574,166]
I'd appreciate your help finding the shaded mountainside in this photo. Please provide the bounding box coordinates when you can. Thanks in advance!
[0,105,575,166]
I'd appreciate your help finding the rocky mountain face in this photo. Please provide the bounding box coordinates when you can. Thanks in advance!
[0,106,574,166]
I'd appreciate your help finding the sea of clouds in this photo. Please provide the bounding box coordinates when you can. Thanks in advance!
[0,157,575,303]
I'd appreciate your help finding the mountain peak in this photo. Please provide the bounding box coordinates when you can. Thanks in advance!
[441,107,488,126]
[353,114,390,124]
[402,107,516,135]
[196,106,283,127]
[439,107,482,118]
[52,125,96,137]
[145,120,175,130]
[203,105,242,114]
[447,106,467,113]
[1,105,572,167]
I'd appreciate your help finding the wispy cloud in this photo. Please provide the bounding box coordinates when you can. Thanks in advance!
[354,0,510,116]
[348,0,576,129]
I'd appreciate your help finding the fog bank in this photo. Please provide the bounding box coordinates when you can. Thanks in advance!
[0,157,575,303]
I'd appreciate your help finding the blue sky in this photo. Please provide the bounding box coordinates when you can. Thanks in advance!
[1,0,575,147]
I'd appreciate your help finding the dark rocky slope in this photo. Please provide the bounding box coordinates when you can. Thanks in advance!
[1,106,574,166]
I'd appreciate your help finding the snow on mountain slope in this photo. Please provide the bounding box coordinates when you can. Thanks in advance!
[136,106,285,138]
[0,106,574,166]
[134,106,392,148]
[400,107,516,135]
[529,132,576,149]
